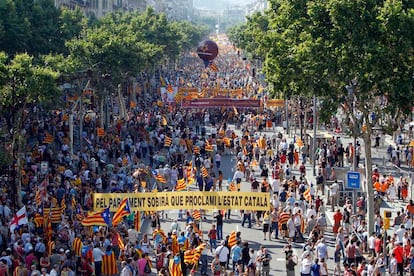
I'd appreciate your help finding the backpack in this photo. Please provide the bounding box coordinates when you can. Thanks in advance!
[144,259,151,273]
[299,184,306,194]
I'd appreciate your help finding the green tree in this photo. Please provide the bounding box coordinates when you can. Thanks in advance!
[234,0,414,234]
[0,52,60,207]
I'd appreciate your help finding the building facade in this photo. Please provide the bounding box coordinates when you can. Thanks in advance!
[54,0,193,20]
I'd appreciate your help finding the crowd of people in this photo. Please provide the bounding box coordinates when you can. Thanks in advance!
[1,29,413,276]
[0,33,282,276]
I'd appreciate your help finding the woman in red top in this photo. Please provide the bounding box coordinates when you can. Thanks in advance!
[403,237,411,261]
[374,234,383,256]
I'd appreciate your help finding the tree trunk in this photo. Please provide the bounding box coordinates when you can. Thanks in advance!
[363,124,375,235]
[100,96,105,129]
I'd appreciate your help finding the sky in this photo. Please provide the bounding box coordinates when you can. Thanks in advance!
[193,0,256,10]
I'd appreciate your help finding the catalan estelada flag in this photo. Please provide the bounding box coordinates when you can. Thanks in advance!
[102,251,118,275]
[112,198,131,226]
[175,178,186,191]
[43,133,54,144]
[81,208,111,227]
[169,256,182,276]
[116,232,125,250]
[201,166,209,178]
[228,230,237,248]
[164,136,172,147]
[152,170,167,184]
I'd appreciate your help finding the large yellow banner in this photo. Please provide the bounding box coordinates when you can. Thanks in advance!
[94,192,270,212]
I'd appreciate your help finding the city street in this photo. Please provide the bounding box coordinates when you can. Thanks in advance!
[139,122,413,275]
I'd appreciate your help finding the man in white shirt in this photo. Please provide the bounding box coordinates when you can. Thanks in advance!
[395,225,406,244]
[330,180,339,211]
[93,245,106,276]
[316,238,328,260]
[301,253,312,275]
[368,232,377,256]
[215,240,229,271]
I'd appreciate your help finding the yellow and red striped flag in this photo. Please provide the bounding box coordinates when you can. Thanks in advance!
[112,198,131,226]
[152,170,167,184]
[228,231,238,248]
[60,198,66,214]
[116,232,125,250]
[71,197,76,209]
[43,133,54,144]
[35,189,43,206]
[209,62,219,72]
[164,136,172,147]
[175,178,186,191]
[229,182,237,191]
[81,208,110,227]
[97,127,105,137]
[192,210,201,221]
[184,249,195,264]
[205,141,213,152]
[134,211,141,232]
[44,207,62,223]
[201,166,209,178]
[102,251,118,275]
[72,237,83,257]
[192,243,206,264]
[295,135,304,147]
[303,188,311,202]
[169,256,182,276]
[278,212,291,231]
[33,213,44,228]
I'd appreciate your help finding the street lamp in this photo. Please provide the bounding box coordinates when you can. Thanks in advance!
[346,83,358,213]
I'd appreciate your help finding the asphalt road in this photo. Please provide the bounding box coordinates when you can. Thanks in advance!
[138,123,413,275]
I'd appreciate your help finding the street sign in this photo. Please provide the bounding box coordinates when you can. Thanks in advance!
[347,171,361,189]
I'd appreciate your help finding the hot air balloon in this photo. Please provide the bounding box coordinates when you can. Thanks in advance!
[197,40,219,67]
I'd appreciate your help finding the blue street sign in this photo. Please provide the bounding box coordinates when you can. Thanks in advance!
[347,171,361,189]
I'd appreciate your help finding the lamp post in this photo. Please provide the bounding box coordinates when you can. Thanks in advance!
[346,83,358,212]
[312,94,317,176]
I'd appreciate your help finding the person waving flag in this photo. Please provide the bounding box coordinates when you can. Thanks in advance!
[112,198,131,226]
